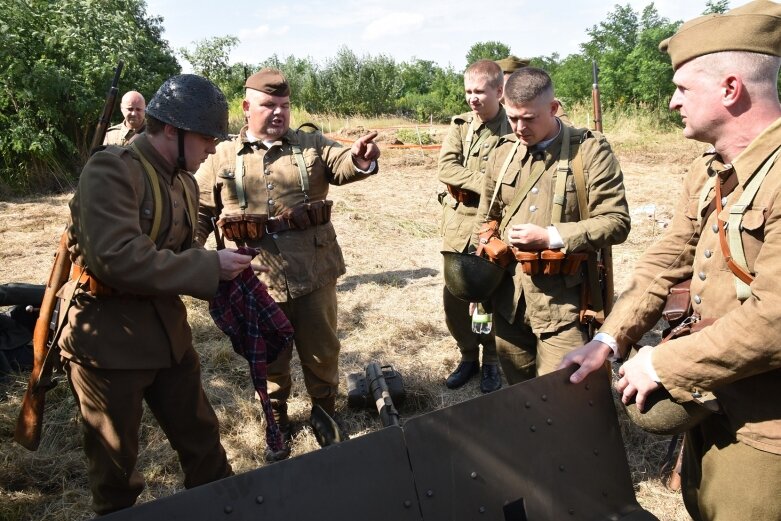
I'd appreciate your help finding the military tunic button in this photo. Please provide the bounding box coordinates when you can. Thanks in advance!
[529,205,537,212]
[173,201,178,208]
[694,295,702,304]
[704,250,712,258]
[268,199,275,206]
[482,156,488,161]
[721,196,728,206]
[143,208,152,216]
[267,183,274,190]
[531,187,539,194]
[699,272,706,281]
[483,143,489,148]
[712,223,719,233]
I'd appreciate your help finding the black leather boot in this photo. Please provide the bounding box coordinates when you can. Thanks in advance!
[445,360,479,389]
[480,363,502,393]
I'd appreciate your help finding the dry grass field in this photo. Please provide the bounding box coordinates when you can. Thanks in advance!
[0,113,706,520]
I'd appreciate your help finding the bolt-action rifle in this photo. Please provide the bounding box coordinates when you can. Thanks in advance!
[89,60,124,154]
[14,61,124,451]
[591,61,614,321]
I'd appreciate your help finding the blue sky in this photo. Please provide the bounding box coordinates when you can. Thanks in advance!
[144,0,751,70]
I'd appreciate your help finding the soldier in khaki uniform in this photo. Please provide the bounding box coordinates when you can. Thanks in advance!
[103,90,146,146]
[562,2,781,519]
[474,67,629,384]
[439,60,507,393]
[61,75,253,515]
[195,69,380,445]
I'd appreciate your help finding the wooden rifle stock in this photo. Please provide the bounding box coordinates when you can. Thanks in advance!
[89,60,124,154]
[14,231,72,450]
[591,60,603,133]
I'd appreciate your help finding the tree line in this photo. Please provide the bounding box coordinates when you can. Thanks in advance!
[0,0,745,194]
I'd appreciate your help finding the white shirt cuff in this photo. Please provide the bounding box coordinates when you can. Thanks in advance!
[644,348,661,383]
[593,332,620,362]
[547,226,564,249]
[355,160,377,174]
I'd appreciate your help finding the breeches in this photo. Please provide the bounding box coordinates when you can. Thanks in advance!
[442,285,497,364]
[268,281,341,403]
[682,414,781,521]
[65,347,231,515]
[493,310,587,384]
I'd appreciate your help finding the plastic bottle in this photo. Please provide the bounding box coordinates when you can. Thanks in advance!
[471,303,493,334]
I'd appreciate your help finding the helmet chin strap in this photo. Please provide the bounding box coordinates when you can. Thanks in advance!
[177,129,187,170]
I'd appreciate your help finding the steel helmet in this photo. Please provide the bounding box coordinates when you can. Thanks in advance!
[146,74,229,140]
[441,251,506,302]
[623,385,714,435]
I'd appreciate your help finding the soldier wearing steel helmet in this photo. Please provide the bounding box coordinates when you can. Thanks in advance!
[60,74,252,515]
[561,1,781,518]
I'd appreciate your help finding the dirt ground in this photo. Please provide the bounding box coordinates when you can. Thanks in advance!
[0,127,702,520]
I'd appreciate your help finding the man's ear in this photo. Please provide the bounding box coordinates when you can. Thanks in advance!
[550,99,560,117]
[721,74,742,108]
[163,123,179,140]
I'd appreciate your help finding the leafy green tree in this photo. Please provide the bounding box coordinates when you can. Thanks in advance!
[0,0,179,193]
[179,36,241,96]
[704,0,730,14]
[465,41,511,67]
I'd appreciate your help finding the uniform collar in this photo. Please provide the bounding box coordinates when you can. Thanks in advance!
[132,134,178,181]
[730,117,781,186]
[237,125,296,153]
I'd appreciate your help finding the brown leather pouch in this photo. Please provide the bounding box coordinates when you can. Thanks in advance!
[561,252,588,276]
[514,250,540,275]
[662,279,693,325]
[540,249,566,275]
[286,204,313,229]
[218,213,268,242]
[478,238,514,268]
[305,200,333,225]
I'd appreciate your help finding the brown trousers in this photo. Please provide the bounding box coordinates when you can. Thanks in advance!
[65,347,231,515]
[683,414,781,521]
[443,286,497,364]
[268,281,341,406]
[493,310,587,384]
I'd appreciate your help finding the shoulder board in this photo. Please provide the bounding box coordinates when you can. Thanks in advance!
[452,112,472,125]
[99,144,133,158]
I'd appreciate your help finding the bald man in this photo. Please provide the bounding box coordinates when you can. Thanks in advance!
[103,90,146,146]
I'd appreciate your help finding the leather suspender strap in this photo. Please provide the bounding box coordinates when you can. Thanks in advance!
[291,143,310,200]
[551,126,571,224]
[716,147,781,299]
[235,153,249,212]
[488,140,521,213]
[130,143,163,243]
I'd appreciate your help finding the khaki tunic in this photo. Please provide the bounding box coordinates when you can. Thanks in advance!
[60,135,220,369]
[602,117,781,455]
[103,121,145,146]
[195,127,375,302]
[476,123,630,333]
[439,107,509,252]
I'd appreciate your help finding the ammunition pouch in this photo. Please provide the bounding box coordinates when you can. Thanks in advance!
[218,200,334,241]
[446,184,479,206]
[218,213,268,242]
[69,266,124,298]
[475,221,514,268]
[661,279,693,331]
[513,249,587,276]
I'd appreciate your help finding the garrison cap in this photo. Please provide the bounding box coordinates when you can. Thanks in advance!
[495,55,530,74]
[660,0,781,70]
[245,68,291,96]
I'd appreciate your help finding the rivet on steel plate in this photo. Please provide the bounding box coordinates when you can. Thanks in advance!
[588,400,594,406]
[546,418,553,425]
[559,465,565,472]
[541,394,547,401]
[404,500,412,508]
[530,425,537,432]
[479,506,486,514]
[470,471,478,479]
[569,508,575,515]
[426,490,434,497]
[593,449,599,456]
[256,496,264,504]
[224,505,233,514]
[525,401,531,408]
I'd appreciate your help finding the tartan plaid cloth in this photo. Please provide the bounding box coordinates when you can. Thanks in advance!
[208,248,294,452]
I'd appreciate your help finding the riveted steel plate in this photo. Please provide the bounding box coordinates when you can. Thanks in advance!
[403,366,658,521]
[101,425,422,521]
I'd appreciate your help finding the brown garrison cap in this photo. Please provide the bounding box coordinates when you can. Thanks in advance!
[660,0,781,70]
[495,55,530,74]
[245,68,290,96]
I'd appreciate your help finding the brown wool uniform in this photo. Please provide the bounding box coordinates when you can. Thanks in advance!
[103,121,145,146]
[476,123,629,382]
[439,108,509,364]
[60,134,231,514]
[601,119,781,520]
[195,126,376,407]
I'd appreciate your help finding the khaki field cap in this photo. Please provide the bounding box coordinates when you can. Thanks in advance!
[659,0,781,70]
[495,55,530,74]
[245,68,291,96]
